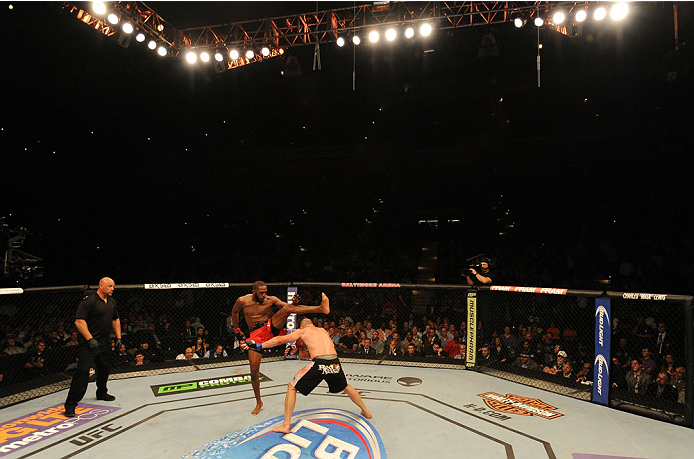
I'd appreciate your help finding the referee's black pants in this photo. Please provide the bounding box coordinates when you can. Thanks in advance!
[65,343,112,408]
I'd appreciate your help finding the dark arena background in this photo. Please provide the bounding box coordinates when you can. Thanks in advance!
[1,2,693,458]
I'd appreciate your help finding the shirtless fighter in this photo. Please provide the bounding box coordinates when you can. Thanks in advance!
[242,317,372,433]
[231,281,329,415]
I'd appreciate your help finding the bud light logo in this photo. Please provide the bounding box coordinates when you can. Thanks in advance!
[184,408,386,458]
[592,299,611,405]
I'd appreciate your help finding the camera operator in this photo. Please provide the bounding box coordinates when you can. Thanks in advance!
[466,257,494,286]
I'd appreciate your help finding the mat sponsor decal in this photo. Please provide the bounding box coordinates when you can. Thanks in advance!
[477,392,563,420]
[184,408,386,458]
[396,377,422,387]
[150,373,271,396]
[0,404,119,456]
[347,374,393,384]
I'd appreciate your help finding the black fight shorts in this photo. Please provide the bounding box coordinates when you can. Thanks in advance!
[291,355,348,396]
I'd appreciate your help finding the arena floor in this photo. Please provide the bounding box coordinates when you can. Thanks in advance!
[0,359,691,459]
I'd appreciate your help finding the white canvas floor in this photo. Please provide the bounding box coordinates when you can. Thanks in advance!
[0,359,691,458]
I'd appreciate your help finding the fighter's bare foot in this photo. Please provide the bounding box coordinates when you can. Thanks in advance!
[319,293,330,314]
[251,402,263,415]
[272,424,292,434]
[361,409,372,419]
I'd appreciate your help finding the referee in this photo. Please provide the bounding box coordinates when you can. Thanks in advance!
[64,277,122,417]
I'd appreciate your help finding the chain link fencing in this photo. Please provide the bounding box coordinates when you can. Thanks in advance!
[1,282,691,428]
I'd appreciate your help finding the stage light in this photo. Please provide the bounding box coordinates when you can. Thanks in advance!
[107,13,118,25]
[385,28,397,41]
[594,7,607,21]
[514,17,526,28]
[157,46,167,57]
[405,27,415,38]
[122,22,134,34]
[229,49,239,60]
[200,51,210,63]
[575,10,587,23]
[552,11,565,24]
[261,46,270,57]
[245,50,254,59]
[186,51,197,64]
[92,1,106,16]
[147,40,156,50]
[214,52,224,62]
[420,23,432,36]
[534,17,544,27]
[352,35,361,45]
[368,30,379,43]
[336,36,345,47]
[610,3,628,21]
[135,32,145,43]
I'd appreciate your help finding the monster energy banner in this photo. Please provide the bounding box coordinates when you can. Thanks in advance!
[466,291,477,369]
[150,373,271,396]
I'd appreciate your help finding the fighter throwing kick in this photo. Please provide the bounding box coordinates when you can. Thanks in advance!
[231,281,329,415]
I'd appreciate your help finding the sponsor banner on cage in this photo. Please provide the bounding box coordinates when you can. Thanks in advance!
[285,287,299,360]
[184,408,386,458]
[340,283,401,288]
[593,298,611,405]
[0,288,23,295]
[150,373,271,396]
[0,404,119,456]
[144,282,229,289]
[490,286,568,295]
[466,291,477,369]
[621,292,667,301]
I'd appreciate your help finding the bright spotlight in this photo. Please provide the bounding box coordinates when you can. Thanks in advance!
[405,27,415,38]
[214,52,224,62]
[534,17,544,27]
[514,17,525,28]
[200,51,210,63]
[122,22,134,34]
[135,33,145,43]
[552,11,565,24]
[385,28,397,41]
[420,23,432,36]
[575,10,587,23]
[157,46,167,57]
[107,13,118,25]
[610,3,628,21]
[147,40,156,50]
[229,49,239,60]
[245,50,254,59]
[92,1,106,16]
[186,51,197,64]
[368,30,379,43]
[336,36,345,47]
[594,7,607,21]
[352,35,361,45]
[261,46,270,57]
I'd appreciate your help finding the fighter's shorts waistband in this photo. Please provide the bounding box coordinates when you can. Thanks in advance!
[250,320,269,332]
[312,354,338,361]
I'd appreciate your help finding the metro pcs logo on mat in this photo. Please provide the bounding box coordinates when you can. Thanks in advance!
[0,404,120,456]
[477,392,563,420]
[185,408,386,458]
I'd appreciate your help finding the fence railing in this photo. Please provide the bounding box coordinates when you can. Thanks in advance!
[0,282,691,427]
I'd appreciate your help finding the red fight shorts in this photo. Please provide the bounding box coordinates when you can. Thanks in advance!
[249,319,287,352]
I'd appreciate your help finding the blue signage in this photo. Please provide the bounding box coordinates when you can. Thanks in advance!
[185,408,386,458]
[592,298,611,405]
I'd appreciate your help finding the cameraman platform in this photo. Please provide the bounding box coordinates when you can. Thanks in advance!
[466,257,494,286]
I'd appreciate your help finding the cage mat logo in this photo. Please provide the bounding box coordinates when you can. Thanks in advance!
[151,373,271,396]
[184,408,386,458]
[477,392,563,420]
[0,404,120,456]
